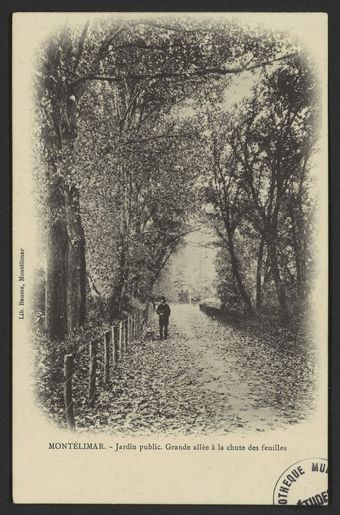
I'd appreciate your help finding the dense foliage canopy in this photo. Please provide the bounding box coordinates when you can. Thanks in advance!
[33,16,319,339]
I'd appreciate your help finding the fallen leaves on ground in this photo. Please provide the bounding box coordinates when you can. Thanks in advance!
[34,304,316,435]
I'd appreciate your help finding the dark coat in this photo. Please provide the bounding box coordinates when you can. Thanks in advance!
[156,302,171,320]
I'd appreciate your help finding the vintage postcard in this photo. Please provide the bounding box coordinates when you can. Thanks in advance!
[13,12,328,504]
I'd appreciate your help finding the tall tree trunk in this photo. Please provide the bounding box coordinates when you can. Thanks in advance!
[108,165,131,322]
[45,180,68,340]
[268,238,290,320]
[293,204,306,299]
[256,235,265,311]
[108,286,120,323]
[226,228,255,316]
[108,237,128,322]
[41,28,92,339]
[65,186,86,332]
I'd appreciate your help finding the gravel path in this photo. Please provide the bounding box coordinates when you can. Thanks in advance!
[77,304,314,434]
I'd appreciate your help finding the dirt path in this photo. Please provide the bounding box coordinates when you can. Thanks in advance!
[78,304,314,434]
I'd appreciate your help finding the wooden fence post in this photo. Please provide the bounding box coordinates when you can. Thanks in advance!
[64,353,75,430]
[127,315,131,345]
[88,341,97,406]
[111,325,117,367]
[114,325,120,362]
[119,321,123,357]
[124,319,128,351]
[137,311,140,335]
[141,309,145,332]
[104,331,110,384]
[122,320,125,352]
[111,325,117,368]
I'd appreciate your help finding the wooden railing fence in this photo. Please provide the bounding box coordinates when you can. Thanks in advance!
[62,306,150,430]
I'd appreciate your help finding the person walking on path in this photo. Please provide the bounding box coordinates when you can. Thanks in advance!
[156,296,171,340]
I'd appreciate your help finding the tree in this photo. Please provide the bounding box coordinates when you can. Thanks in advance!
[203,53,318,319]
[205,121,255,315]
[232,56,317,318]
[34,17,297,338]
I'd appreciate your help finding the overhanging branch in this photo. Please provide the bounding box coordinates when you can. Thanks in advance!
[71,53,297,88]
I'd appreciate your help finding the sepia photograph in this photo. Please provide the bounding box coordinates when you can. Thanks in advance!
[12,11,328,504]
